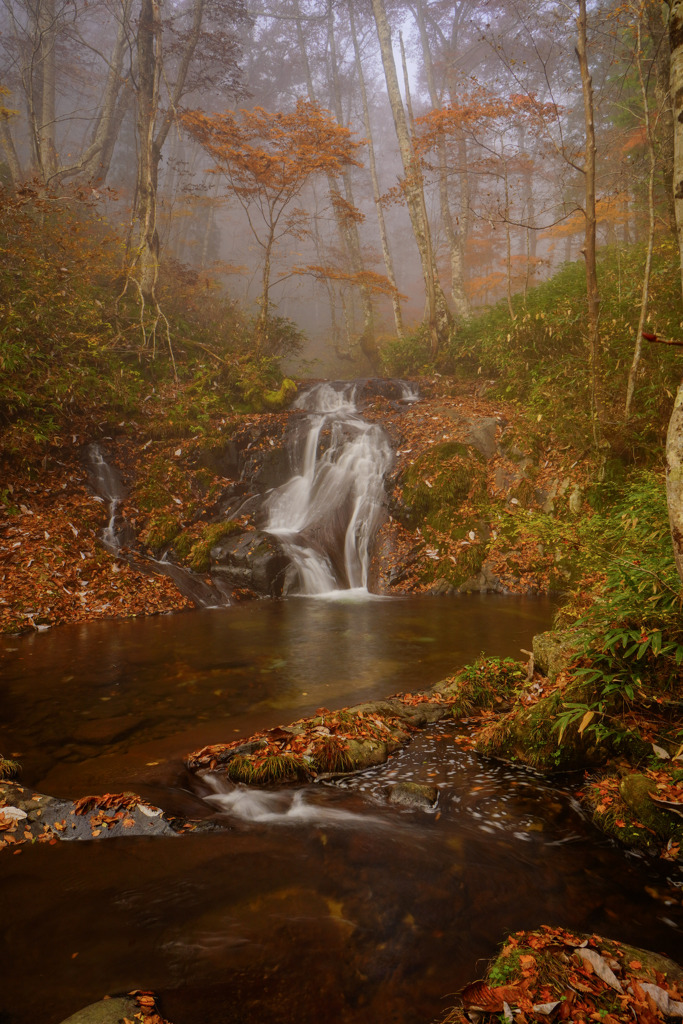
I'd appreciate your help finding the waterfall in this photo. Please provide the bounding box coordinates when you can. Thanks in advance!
[263,380,416,596]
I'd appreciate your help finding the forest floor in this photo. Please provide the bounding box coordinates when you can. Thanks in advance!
[0,375,590,635]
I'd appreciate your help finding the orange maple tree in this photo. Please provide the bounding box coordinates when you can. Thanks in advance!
[181,99,363,347]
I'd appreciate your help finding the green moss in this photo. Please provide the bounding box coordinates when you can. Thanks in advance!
[180,520,242,573]
[140,512,181,552]
[402,442,486,531]
[262,377,298,411]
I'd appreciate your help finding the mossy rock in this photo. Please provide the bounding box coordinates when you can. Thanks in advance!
[57,996,140,1024]
[532,630,577,682]
[475,674,614,772]
[140,511,181,552]
[401,442,486,531]
[619,773,683,843]
[256,377,298,412]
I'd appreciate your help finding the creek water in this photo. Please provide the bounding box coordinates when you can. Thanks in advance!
[3,385,683,1021]
[2,597,683,1024]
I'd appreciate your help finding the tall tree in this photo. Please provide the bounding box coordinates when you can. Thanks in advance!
[370,0,451,354]
[183,99,363,347]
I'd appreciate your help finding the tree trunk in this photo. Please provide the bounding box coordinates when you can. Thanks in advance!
[370,0,451,351]
[0,113,22,182]
[666,383,683,583]
[576,0,601,443]
[669,0,683,302]
[327,3,379,371]
[348,0,404,339]
[647,0,676,235]
[134,0,163,301]
[625,13,656,421]
[413,0,469,322]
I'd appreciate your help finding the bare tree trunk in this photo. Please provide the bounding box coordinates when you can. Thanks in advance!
[348,0,403,339]
[647,0,676,234]
[370,0,451,352]
[413,0,469,322]
[134,0,163,301]
[327,3,379,372]
[0,113,22,182]
[669,0,683,302]
[625,12,657,421]
[577,0,601,443]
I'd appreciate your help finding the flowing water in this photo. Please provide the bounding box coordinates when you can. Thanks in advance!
[263,380,416,594]
[2,597,683,1024]
[2,384,683,1022]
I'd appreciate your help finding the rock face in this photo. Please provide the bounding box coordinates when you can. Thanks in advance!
[211,530,291,597]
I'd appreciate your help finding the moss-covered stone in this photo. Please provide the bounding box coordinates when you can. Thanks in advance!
[619,773,683,843]
[262,377,298,411]
[532,629,577,681]
[401,442,486,531]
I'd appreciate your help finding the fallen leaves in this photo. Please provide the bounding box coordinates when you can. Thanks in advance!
[454,928,683,1024]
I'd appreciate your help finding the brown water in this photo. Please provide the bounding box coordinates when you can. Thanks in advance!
[1,595,682,1024]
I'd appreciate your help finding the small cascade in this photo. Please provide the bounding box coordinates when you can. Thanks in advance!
[85,443,130,554]
[263,380,416,596]
[85,443,231,608]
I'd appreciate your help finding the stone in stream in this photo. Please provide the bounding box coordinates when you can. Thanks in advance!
[56,996,140,1024]
[0,780,188,846]
[387,781,439,810]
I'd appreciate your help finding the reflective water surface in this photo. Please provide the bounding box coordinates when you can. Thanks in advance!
[1,595,682,1024]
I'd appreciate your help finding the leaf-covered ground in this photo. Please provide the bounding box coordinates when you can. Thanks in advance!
[440,926,683,1024]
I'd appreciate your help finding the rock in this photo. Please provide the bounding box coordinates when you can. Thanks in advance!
[619,773,683,841]
[458,560,505,594]
[57,996,139,1024]
[569,484,582,513]
[210,530,290,597]
[465,416,499,459]
[532,630,576,681]
[72,714,146,746]
[387,782,438,810]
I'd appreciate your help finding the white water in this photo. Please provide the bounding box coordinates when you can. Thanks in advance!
[203,779,384,828]
[263,381,413,595]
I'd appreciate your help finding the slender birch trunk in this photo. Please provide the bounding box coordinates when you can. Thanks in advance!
[576,0,601,442]
[413,0,469,321]
[370,0,451,352]
[625,13,657,421]
[348,0,403,338]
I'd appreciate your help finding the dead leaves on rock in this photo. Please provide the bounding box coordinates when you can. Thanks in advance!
[453,928,683,1024]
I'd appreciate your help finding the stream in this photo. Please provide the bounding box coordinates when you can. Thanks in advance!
[2,597,683,1024]
[2,381,683,1022]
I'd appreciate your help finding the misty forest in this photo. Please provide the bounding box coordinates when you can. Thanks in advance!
[4,0,683,1021]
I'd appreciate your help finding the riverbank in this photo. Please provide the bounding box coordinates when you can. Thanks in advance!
[1,375,593,635]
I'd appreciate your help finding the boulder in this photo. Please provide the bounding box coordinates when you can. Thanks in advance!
[57,996,139,1024]
[532,630,576,681]
[210,530,290,597]
[387,782,438,810]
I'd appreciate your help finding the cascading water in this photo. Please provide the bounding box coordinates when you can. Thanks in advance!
[263,380,417,596]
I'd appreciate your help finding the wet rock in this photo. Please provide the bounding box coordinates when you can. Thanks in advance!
[57,996,140,1024]
[387,782,438,810]
[458,560,506,594]
[210,530,290,597]
[0,781,181,844]
[72,714,146,746]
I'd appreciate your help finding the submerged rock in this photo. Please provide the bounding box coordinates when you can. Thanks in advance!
[387,781,438,810]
